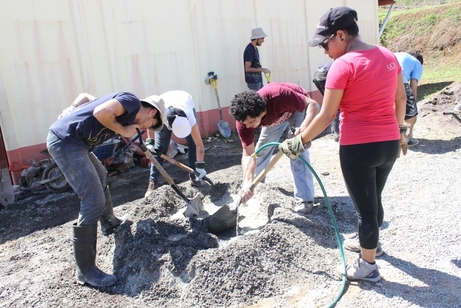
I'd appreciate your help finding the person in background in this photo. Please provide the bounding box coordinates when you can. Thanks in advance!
[144,90,206,197]
[243,27,271,91]
[47,92,165,287]
[279,7,407,282]
[230,82,320,213]
[394,51,424,146]
[312,61,340,141]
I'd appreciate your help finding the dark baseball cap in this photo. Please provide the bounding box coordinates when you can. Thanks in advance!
[307,7,358,47]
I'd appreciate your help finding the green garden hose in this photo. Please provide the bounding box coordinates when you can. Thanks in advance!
[254,142,347,308]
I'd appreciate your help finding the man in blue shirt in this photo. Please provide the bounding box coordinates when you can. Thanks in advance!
[395,52,424,146]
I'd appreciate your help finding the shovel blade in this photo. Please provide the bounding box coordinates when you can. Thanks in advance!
[218,121,231,138]
[207,196,241,233]
[184,194,204,217]
[207,205,237,233]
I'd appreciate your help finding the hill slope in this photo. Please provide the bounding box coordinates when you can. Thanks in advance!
[382,0,461,99]
[383,0,461,63]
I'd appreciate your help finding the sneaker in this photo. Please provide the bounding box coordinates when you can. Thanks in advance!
[337,254,381,282]
[144,181,158,197]
[343,233,384,257]
[190,178,202,187]
[292,200,314,214]
[407,138,419,146]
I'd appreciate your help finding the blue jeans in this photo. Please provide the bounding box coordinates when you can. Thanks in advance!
[247,82,263,91]
[255,111,315,203]
[47,131,107,225]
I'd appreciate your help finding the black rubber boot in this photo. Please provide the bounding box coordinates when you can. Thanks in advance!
[99,186,122,236]
[72,223,117,287]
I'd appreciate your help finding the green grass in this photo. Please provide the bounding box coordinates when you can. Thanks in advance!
[392,0,455,7]
[419,63,461,100]
[379,0,461,100]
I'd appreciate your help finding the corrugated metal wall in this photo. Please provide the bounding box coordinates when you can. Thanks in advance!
[0,0,378,181]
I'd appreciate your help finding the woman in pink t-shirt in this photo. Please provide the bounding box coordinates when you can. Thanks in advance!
[280,7,407,282]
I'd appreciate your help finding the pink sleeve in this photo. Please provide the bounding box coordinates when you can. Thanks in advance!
[325,59,350,90]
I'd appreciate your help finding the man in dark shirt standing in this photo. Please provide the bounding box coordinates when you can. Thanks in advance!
[243,27,271,91]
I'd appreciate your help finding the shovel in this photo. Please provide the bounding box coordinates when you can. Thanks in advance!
[120,130,214,185]
[136,129,203,217]
[205,72,231,138]
[264,72,271,84]
[159,153,214,186]
[207,150,284,234]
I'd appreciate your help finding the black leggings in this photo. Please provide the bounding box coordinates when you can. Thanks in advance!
[340,140,399,250]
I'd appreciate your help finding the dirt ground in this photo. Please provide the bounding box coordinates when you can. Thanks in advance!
[1,82,460,307]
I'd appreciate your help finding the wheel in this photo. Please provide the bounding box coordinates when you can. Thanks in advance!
[42,165,70,192]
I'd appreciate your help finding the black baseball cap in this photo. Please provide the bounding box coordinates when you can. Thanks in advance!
[307,7,358,47]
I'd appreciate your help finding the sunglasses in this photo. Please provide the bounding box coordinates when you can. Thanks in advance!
[319,33,336,51]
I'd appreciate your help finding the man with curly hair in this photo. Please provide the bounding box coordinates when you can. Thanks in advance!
[229,82,320,213]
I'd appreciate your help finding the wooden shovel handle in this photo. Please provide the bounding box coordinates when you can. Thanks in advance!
[249,151,284,190]
[160,154,194,173]
[142,149,193,203]
[144,150,175,185]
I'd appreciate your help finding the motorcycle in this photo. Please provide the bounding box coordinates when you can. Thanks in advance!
[14,149,70,192]
[15,136,138,193]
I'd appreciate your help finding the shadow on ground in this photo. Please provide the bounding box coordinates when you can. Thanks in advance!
[407,137,461,154]
[380,255,461,307]
[419,81,454,100]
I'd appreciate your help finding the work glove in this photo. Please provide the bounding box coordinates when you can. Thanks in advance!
[195,162,206,179]
[398,123,410,157]
[399,133,408,157]
[145,138,156,154]
[279,135,311,159]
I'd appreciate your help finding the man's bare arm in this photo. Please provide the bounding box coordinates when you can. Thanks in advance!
[245,61,270,74]
[71,93,95,107]
[58,93,96,119]
[93,99,140,137]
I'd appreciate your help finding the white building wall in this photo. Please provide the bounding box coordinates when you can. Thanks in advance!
[0,0,379,169]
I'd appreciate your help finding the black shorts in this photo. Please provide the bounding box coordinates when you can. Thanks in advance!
[404,83,418,119]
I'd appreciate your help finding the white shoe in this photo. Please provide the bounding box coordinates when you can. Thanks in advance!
[337,254,381,282]
[292,201,314,214]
